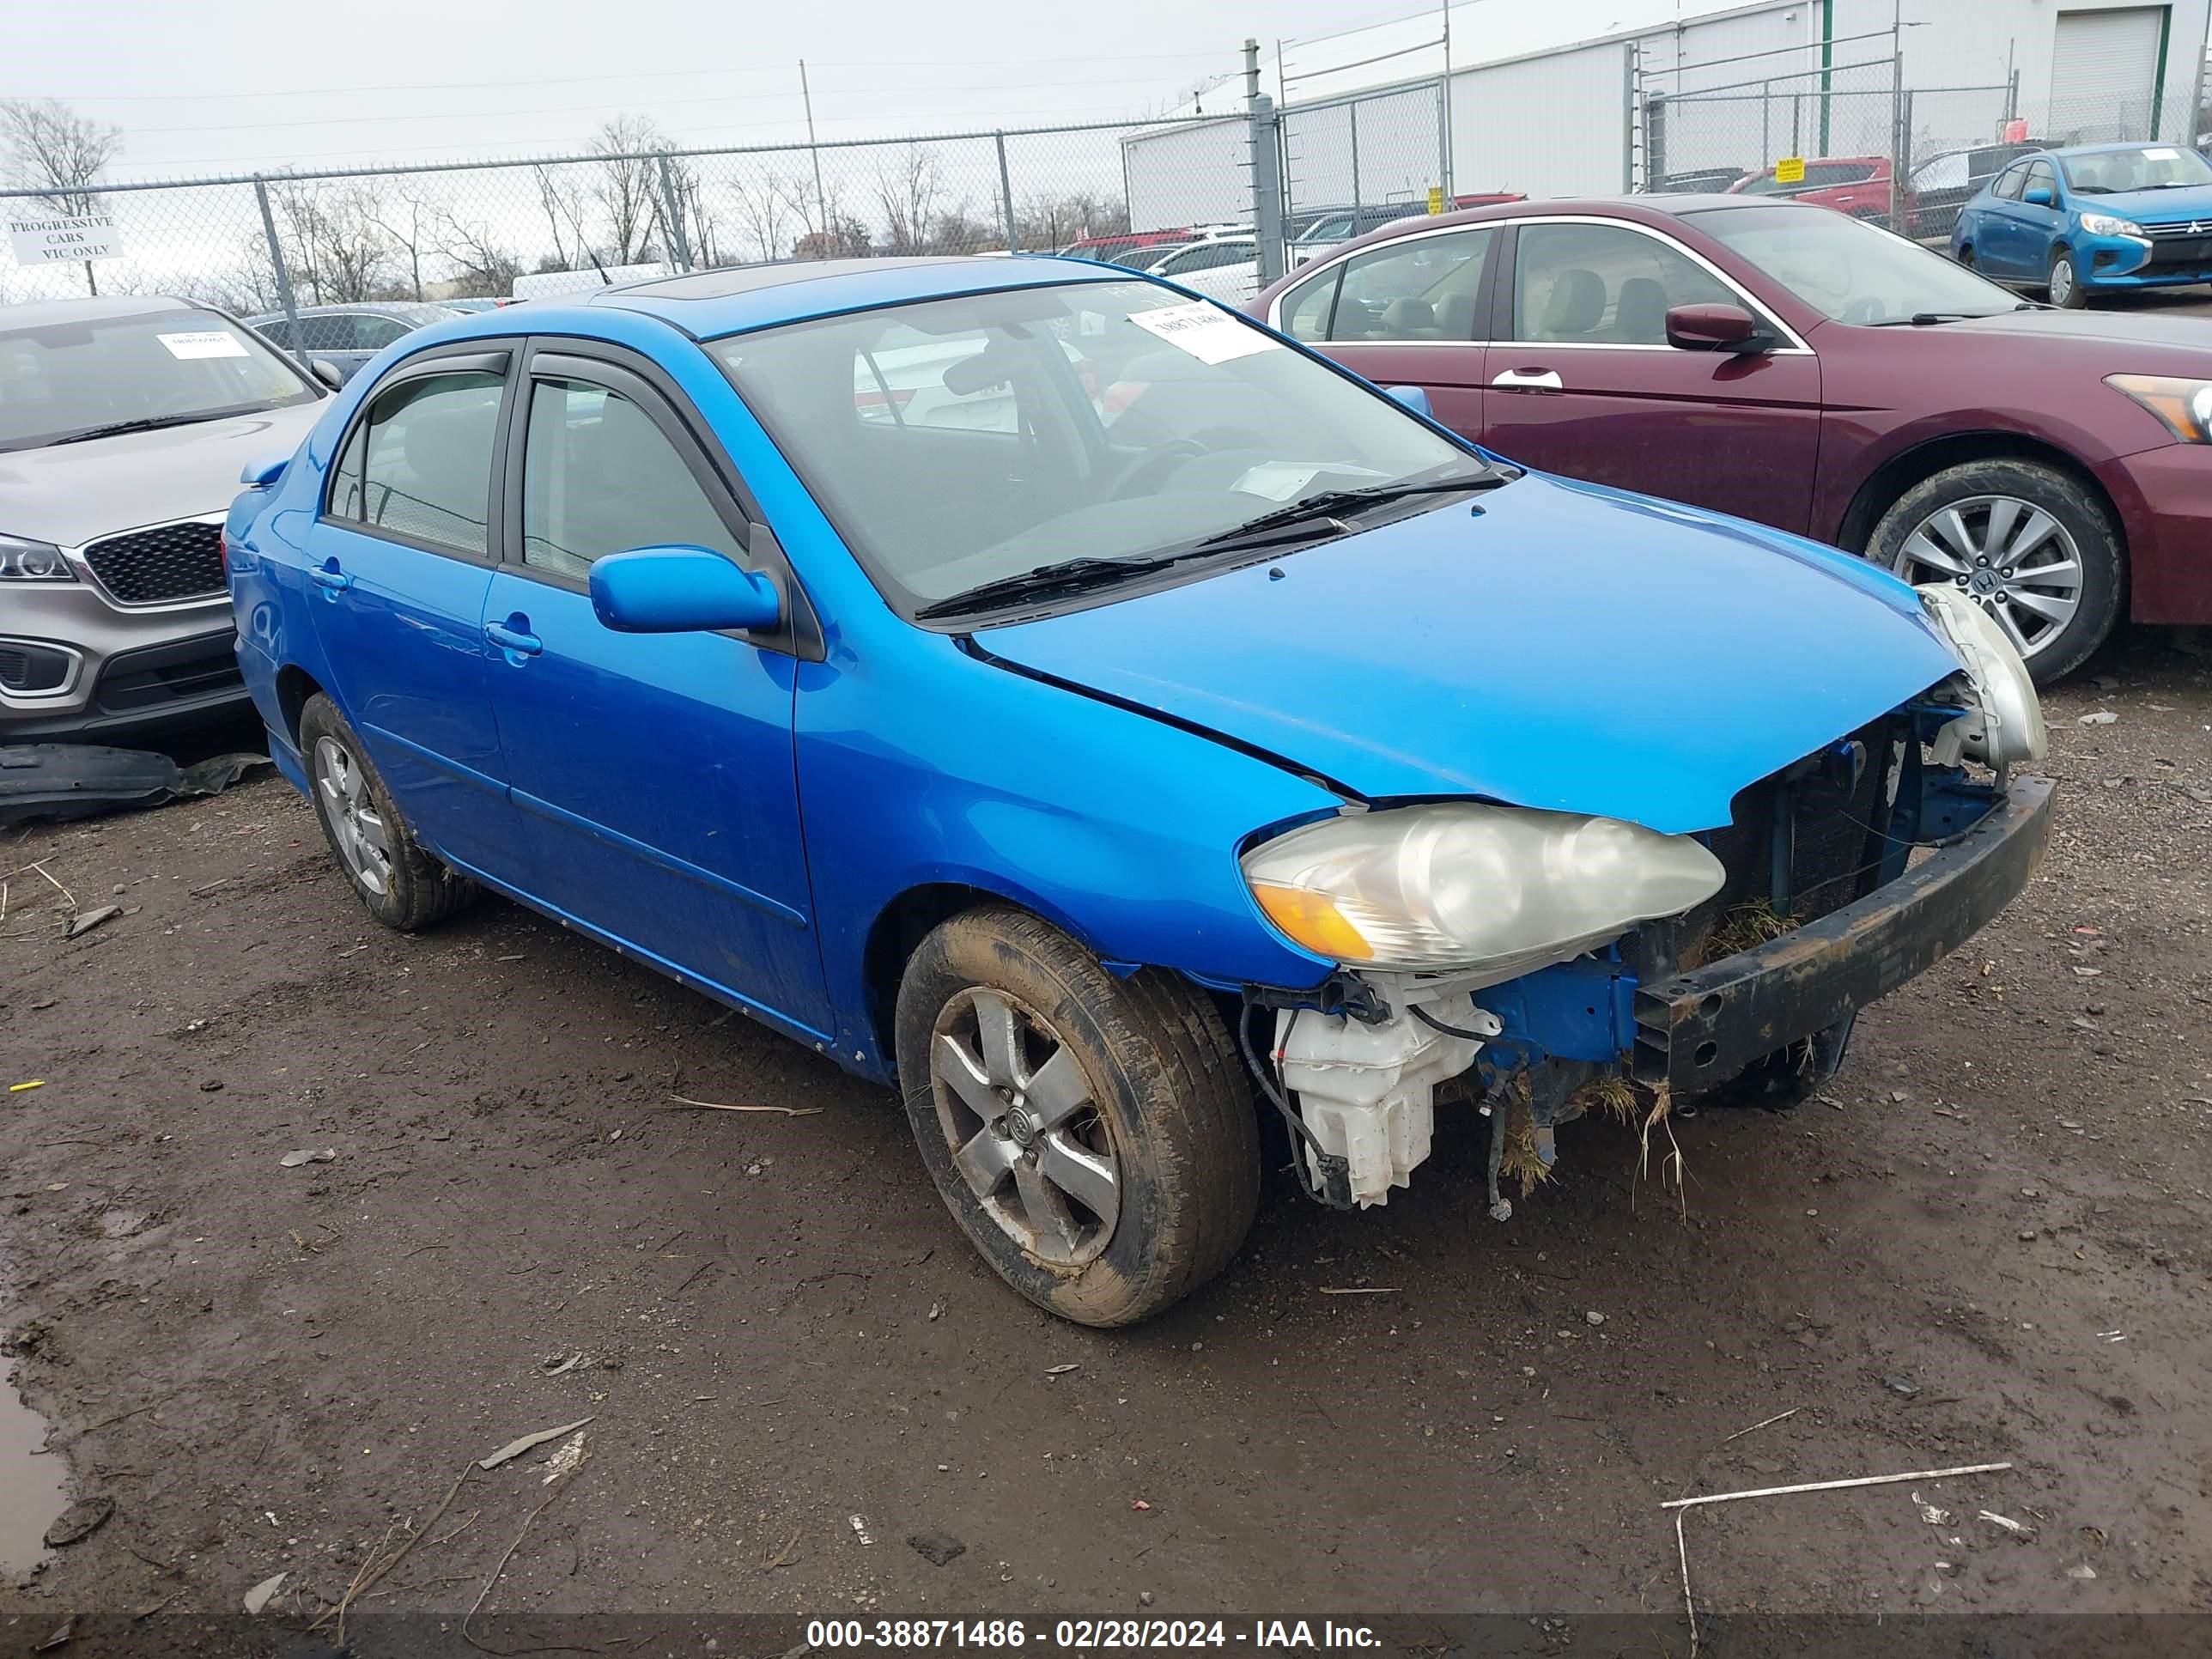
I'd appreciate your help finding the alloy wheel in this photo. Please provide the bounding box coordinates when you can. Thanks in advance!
[1889,494,2083,660]
[928,988,1120,1266]
[313,734,395,896]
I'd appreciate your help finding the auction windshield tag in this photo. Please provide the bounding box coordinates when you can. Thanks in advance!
[157,331,249,360]
[1129,301,1280,366]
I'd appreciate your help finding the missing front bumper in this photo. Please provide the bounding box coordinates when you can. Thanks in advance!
[1631,777,2055,1092]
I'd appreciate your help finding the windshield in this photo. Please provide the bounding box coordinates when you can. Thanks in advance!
[0,307,316,452]
[2061,144,2212,193]
[1689,204,2022,324]
[708,279,1477,615]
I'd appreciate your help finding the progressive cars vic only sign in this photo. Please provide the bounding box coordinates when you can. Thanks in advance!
[7,212,126,265]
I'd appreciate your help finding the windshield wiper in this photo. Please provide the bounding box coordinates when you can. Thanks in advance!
[1192,473,1507,553]
[47,413,216,446]
[912,554,1176,620]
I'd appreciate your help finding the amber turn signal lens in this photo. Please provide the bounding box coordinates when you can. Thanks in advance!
[1249,881,1373,962]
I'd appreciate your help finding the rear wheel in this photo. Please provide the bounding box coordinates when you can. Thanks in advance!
[299,694,477,931]
[2048,247,2087,308]
[1955,244,1975,270]
[894,905,1258,1327]
[1864,459,2123,684]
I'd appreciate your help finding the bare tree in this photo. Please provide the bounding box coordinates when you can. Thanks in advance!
[0,98,120,216]
[873,144,945,256]
[589,114,667,265]
[436,210,522,297]
[530,163,591,271]
[362,182,441,301]
[664,153,719,267]
[1,98,122,293]
[268,182,394,305]
[781,172,869,258]
[1018,189,1129,252]
[729,167,796,261]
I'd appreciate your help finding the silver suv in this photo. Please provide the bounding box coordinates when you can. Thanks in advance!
[1,295,326,742]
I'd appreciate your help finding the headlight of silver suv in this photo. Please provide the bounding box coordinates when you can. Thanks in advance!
[0,533,75,581]
[1920,584,2047,770]
[1242,803,1724,983]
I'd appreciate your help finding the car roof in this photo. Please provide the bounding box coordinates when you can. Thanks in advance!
[246,301,457,320]
[2045,139,2190,155]
[0,293,215,330]
[586,253,1128,338]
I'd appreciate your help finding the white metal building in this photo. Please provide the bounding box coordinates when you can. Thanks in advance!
[1122,0,2212,228]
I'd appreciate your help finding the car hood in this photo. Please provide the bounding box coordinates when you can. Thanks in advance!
[979,471,1963,836]
[1932,307,2212,356]
[0,402,322,548]
[2082,184,2212,222]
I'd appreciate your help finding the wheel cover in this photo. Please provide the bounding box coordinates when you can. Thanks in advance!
[312,734,394,896]
[1890,493,2084,660]
[2051,256,2075,304]
[928,987,1120,1267]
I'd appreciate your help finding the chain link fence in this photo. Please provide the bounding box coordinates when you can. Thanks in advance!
[1279,81,1447,237]
[0,116,1230,319]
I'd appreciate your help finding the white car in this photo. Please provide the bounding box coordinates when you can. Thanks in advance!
[1135,235,1260,306]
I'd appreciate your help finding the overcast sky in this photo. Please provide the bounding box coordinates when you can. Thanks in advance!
[6,0,1451,179]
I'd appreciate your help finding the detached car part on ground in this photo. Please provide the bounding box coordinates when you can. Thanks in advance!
[224,258,2052,1327]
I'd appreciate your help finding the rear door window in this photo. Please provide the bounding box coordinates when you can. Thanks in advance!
[1329,228,1492,341]
[1992,164,2027,200]
[327,369,503,555]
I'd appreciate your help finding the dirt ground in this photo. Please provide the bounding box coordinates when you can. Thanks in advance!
[2,623,2208,1644]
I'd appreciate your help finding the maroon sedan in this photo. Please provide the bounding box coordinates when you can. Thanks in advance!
[1251,194,2212,680]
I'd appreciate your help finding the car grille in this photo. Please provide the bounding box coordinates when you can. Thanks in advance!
[2141,232,2212,271]
[81,520,226,605]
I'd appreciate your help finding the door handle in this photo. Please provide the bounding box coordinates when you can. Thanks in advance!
[1492,368,1564,392]
[484,618,542,658]
[310,562,352,592]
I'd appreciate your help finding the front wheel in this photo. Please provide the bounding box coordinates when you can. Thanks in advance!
[1864,459,2124,684]
[2048,247,2087,308]
[894,906,1259,1327]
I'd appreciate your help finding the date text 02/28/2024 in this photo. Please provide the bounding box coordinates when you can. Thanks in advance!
[802,1620,1382,1650]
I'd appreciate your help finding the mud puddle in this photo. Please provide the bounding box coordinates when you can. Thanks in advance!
[0,1357,68,1577]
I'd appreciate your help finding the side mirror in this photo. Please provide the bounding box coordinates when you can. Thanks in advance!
[590,544,782,634]
[239,452,289,489]
[1385,384,1434,417]
[309,357,346,390]
[2023,184,2055,207]
[1664,302,1771,355]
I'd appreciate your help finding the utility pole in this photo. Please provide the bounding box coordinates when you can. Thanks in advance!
[800,59,830,250]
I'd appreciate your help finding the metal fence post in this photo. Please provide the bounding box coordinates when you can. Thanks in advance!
[654,154,693,271]
[994,131,1020,253]
[1247,40,1285,284]
[1888,50,1908,234]
[252,176,308,374]
[2006,68,2021,125]
[1622,43,1638,191]
[1349,100,1362,219]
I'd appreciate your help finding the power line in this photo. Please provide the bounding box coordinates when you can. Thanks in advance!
[110,73,1213,136]
[11,52,1231,105]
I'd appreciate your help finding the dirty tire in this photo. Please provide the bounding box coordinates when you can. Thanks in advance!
[2048,246,2086,308]
[297,693,477,932]
[894,906,1259,1328]
[1863,458,2123,685]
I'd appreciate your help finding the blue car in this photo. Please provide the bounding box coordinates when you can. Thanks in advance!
[224,258,2052,1325]
[1950,141,2212,307]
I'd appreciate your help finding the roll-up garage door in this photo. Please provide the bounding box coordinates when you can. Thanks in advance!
[2051,8,2168,138]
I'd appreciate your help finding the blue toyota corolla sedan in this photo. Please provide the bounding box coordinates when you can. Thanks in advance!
[1951,141,2212,307]
[224,257,2052,1325]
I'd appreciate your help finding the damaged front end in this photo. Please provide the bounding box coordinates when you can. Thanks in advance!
[1236,588,2055,1215]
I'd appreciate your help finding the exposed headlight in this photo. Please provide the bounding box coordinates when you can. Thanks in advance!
[2105,373,2212,442]
[2078,213,2148,240]
[1242,803,1725,981]
[1920,584,2047,769]
[0,533,74,582]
